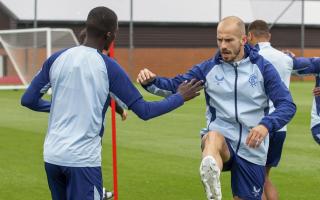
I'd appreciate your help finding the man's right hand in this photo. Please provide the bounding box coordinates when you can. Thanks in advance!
[137,68,156,85]
[177,79,204,101]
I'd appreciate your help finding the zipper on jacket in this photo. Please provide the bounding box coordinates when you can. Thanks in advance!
[233,63,242,153]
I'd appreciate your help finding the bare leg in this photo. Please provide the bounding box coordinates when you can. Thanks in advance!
[200,131,231,200]
[263,167,279,200]
[201,131,231,169]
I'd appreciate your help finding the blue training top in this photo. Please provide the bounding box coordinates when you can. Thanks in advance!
[21,45,184,167]
[143,44,296,165]
[293,57,320,129]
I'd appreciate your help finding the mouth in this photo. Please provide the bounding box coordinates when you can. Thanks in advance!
[221,49,231,54]
[221,52,231,56]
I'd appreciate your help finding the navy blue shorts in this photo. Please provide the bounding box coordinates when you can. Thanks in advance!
[223,141,265,200]
[311,124,320,144]
[266,131,286,167]
[45,162,103,200]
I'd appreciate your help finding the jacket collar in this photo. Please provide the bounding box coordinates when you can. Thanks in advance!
[256,42,271,50]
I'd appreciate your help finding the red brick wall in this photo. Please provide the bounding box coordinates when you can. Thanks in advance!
[0,47,319,82]
[0,48,47,82]
[114,48,216,79]
[114,47,319,81]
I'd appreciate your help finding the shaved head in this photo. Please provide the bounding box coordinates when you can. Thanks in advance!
[218,16,246,37]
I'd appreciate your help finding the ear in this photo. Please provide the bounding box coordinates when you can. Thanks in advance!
[268,33,271,41]
[247,32,252,40]
[105,32,112,40]
[241,35,247,45]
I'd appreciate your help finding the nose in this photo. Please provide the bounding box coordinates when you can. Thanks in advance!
[220,40,228,49]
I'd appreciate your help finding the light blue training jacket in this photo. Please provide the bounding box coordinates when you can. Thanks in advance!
[21,46,185,167]
[143,44,296,165]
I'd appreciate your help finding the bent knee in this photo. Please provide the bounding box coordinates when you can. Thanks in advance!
[205,131,224,141]
[201,131,224,150]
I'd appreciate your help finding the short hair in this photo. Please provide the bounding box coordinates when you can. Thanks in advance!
[248,20,270,38]
[86,6,118,38]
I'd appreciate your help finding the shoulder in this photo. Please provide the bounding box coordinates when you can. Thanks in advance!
[249,49,281,80]
[200,58,219,68]
[196,57,221,75]
[261,47,293,67]
[96,52,123,71]
[250,49,270,69]
[47,48,70,65]
[96,53,130,82]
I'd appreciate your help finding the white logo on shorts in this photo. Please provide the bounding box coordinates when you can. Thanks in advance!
[252,186,261,197]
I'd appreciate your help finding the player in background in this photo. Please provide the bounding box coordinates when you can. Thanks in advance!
[285,52,320,145]
[21,6,203,200]
[247,19,294,200]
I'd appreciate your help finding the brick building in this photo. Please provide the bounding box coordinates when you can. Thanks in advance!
[1,0,320,80]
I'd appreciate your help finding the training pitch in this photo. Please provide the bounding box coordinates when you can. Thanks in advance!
[0,82,319,199]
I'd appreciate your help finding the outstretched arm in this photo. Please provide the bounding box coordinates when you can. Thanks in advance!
[137,59,212,96]
[293,57,320,75]
[137,68,172,97]
[106,57,203,121]
[283,50,320,75]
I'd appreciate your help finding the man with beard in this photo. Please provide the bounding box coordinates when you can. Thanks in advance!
[136,16,296,200]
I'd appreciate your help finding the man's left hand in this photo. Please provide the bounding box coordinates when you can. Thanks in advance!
[246,125,269,148]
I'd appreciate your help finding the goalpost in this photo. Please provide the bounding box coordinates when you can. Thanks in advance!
[0,28,79,89]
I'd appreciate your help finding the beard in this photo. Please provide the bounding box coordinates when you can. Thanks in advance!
[221,46,241,63]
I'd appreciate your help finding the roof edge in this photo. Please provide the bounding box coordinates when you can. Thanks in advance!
[14,20,320,29]
[0,1,18,20]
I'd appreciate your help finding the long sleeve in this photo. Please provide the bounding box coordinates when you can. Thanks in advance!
[21,49,66,112]
[259,61,296,132]
[142,59,212,96]
[293,57,320,75]
[21,59,52,112]
[115,102,124,115]
[105,56,184,121]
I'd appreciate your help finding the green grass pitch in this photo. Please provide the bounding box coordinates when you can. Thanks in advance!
[0,82,319,199]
